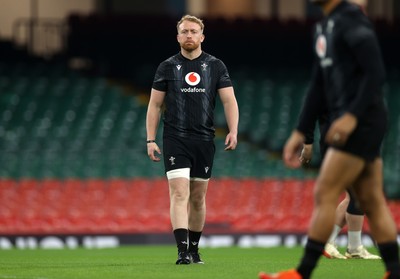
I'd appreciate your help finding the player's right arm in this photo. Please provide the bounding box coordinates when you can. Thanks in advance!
[300,144,313,165]
[296,62,325,137]
[283,130,306,169]
[284,61,324,169]
[146,88,165,162]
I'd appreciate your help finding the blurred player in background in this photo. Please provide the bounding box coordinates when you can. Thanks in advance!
[259,0,400,278]
[146,15,239,265]
[300,0,380,261]
[300,120,380,260]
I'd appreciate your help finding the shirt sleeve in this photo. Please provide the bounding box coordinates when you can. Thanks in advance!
[152,62,168,92]
[296,61,326,144]
[215,60,233,89]
[343,22,386,118]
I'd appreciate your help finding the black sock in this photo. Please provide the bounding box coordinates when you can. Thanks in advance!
[378,241,400,278]
[173,228,188,252]
[296,238,325,279]
[188,230,202,252]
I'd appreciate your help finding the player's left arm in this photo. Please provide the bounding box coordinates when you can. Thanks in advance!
[345,23,386,119]
[326,22,386,146]
[218,86,239,151]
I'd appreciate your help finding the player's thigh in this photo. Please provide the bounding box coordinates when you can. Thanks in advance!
[316,148,365,198]
[190,180,209,197]
[168,176,191,201]
[353,158,384,209]
[189,180,209,204]
[163,136,192,172]
[190,140,215,179]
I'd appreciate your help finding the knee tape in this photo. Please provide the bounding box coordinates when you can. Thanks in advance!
[166,168,190,180]
[346,194,364,216]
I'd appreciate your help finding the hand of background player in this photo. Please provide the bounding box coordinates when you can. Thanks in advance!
[283,130,305,169]
[300,144,313,165]
[325,113,357,146]
[147,142,162,162]
[224,132,237,151]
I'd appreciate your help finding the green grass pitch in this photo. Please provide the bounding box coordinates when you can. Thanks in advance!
[0,245,385,279]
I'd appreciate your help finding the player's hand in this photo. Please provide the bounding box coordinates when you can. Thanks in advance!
[224,133,237,151]
[300,144,313,165]
[325,113,357,146]
[147,142,162,162]
[283,130,305,169]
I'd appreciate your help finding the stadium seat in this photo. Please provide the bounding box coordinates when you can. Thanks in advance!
[1,61,400,235]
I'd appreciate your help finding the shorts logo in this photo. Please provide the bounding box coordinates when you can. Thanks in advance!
[185,72,201,86]
[315,34,327,58]
[169,156,176,165]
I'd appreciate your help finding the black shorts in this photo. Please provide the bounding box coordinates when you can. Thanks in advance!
[321,106,387,161]
[163,135,215,179]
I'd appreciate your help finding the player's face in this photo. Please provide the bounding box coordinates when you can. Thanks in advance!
[177,21,204,52]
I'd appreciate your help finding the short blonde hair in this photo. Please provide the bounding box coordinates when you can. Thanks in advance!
[176,15,204,33]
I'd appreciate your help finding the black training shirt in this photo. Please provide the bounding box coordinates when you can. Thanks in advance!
[152,51,232,141]
[297,1,386,136]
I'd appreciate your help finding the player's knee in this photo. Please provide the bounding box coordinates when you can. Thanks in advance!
[313,180,341,206]
[190,198,205,211]
[346,199,364,215]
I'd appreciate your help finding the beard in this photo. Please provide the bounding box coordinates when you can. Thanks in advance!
[180,41,200,52]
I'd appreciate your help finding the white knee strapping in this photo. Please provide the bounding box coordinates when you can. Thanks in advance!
[166,168,190,180]
[190,177,209,182]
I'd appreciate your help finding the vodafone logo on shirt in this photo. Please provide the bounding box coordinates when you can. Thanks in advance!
[181,72,205,93]
[315,35,327,58]
[185,72,201,86]
[316,34,333,67]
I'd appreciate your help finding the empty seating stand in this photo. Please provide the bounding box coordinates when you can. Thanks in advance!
[1,178,399,235]
[0,61,399,235]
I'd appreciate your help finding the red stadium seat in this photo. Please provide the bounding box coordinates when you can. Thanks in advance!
[1,177,397,235]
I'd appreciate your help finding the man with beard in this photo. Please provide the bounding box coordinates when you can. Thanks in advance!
[259,0,400,278]
[146,15,239,265]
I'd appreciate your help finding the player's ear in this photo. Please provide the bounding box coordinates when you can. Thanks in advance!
[201,34,205,42]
